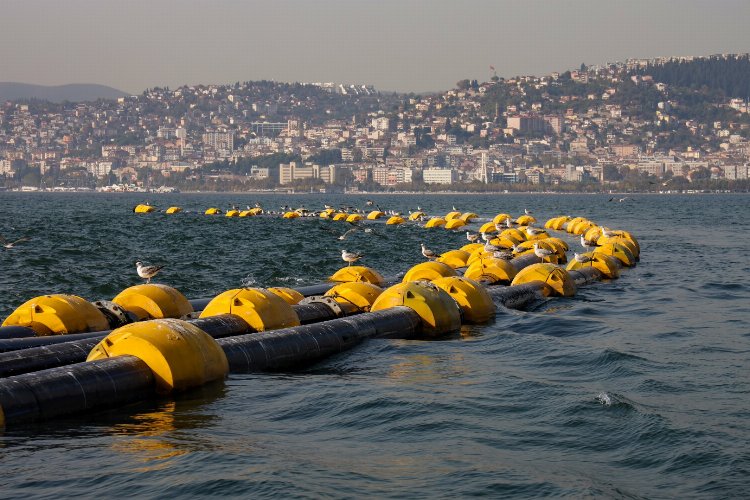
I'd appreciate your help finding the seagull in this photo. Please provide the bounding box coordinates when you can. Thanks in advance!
[494,223,505,232]
[0,235,31,249]
[533,243,555,260]
[506,218,514,228]
[574,252,593,263]
[466,231,480,243]
[601,227,616,238]
[480,232,492,242]
[524,208,532,215]
[452,205,458,211]
[341,249,363,266]
[484,241,501,253]
[526,226,545,237]
[581,234,595,250]
[421,243,440,260]
[493,249,513,260]
[338,228,358,240]
[136,261,164,283]
[366,200,374,206]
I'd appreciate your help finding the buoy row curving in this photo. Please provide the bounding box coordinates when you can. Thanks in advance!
[0,209,640,427]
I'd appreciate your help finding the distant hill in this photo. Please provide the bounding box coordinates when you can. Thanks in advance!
[633,55,750,98]
[0,82,129,102]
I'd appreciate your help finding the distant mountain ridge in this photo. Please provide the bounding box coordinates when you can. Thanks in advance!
[0,82,128,103]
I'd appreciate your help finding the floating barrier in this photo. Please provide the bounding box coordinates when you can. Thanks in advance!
[0,208,641,427]
[0,296,366,377]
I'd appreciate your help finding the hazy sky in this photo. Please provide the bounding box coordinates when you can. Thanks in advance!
[1,0,748,94]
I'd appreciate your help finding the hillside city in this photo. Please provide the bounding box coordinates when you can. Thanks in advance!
[2,54,750,193]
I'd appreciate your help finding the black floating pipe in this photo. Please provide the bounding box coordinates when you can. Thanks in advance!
[0,326,38,339]
[568,267,604,286]
[487,282,548,310]
[220,307,422,372]
[0,330,115,352]
[509,253,543,270]
[0,303,355,377]
[0,307,422,425]
[0,301,348,354]
[0,356,154,425]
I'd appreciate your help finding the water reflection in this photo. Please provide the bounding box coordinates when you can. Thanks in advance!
[108,383,226,471]
[386,351,472,383]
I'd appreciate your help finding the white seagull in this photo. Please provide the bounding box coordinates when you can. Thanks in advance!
[581,234,595,251]
[466,231,480,243]
[533,243,555,260]
[0,235,31,249]
[524,208,532,215]
[480,232,492,243]
[338,228,359,240]
[484,241,501,253]
[526,226,545,237]
[506,218,514,228]
[574,252,593,263]
[136,261,164,283]
[341,249,364,266]
[421,243,440,260]
[493,249,513,260]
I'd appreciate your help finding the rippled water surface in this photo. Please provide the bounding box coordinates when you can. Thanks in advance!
[1,192,749,498]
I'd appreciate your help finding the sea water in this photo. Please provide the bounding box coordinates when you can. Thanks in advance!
[0,192,748,498]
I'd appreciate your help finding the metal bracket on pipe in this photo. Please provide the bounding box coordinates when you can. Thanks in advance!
[299,296,345,317]
[93,300,138,329]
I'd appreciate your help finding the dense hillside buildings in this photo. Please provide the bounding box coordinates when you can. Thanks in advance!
[1,55,750,191]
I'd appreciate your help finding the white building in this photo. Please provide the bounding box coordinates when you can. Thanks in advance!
[423,168,457,184]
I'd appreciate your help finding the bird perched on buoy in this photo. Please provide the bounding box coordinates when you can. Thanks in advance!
[480,232,492,243]
[136,261,164,283]
[484,241,500,253]
[466,231,480,243]
[506,218,514,228]
[341,249,363,266]
[525,226,545,237]
[421,243,440,260]
[533,243,555,261]
[574,252,593,263]
[581,234,595,250]
[493,249,513,260]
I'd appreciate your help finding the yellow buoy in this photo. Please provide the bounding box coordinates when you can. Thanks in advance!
[444,219,466,230]
[425,218,446,228]
[371,281,461,337]
[432,276,495,323]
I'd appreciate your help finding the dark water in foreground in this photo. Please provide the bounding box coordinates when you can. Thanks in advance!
[0,192,749,498]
